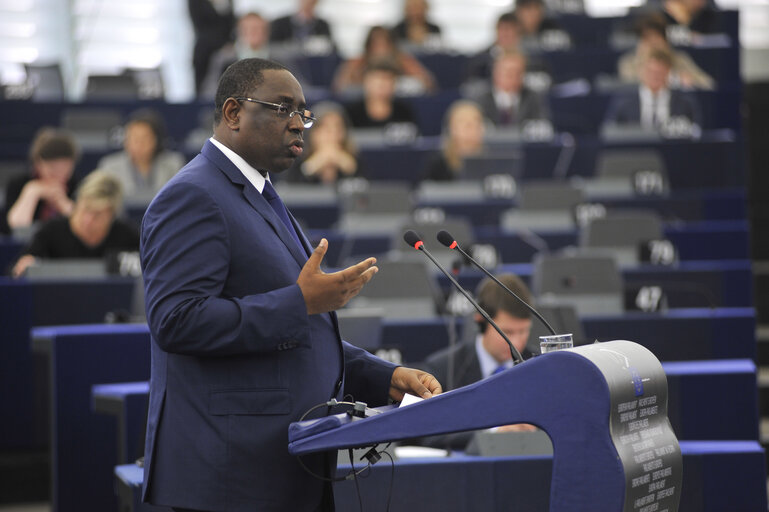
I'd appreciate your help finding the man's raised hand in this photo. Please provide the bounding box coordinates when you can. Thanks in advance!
[297,238,378,315]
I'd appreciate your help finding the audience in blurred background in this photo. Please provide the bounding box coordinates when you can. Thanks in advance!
[343,61,419,129]
[200,12,272,98]
[391,0,443,51]
[422,100,486,181]
[270,0,334,47]
[4,128,79,235]
[604,48,702,131]
[96,110,184,199]
[618,12,714,90]
[333,25,436,95]
[662,0,719,34]
[471,51,550,129]
[188,0,235,95]
[285,101,362,184]
[12,170,139,278]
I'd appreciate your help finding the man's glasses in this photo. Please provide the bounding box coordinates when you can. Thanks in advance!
[234,97,316,128]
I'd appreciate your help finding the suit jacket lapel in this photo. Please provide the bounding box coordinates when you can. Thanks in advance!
[201,141,308,269]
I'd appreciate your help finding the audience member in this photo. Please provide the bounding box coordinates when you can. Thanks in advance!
[12,170,139,278]
[471,51,550,128]
[514,0,566,45]
[200,12,272,98]
[344,61,419,129]
[285,102,362,184]
[269,0,335,49]
[604,48,702,132]
[416,273,537,450]
[188,0,235,94]
[618,13,714,89]
[97,110,185,198]
[422,100,486,181]
[5,128,79,234]
[391,0,443,50]
[333,25,436,95]
[662,0,719,35]
[466,12,523,82]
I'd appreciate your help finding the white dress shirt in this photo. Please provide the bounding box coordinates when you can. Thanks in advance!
[639,86,671,130]
[209,137,270,193]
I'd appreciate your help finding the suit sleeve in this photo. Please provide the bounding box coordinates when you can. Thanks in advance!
[342,341,397,407]
[141,179,311,356]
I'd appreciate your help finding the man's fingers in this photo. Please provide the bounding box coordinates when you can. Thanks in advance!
[304,238,328,272]
[334,257,377,282]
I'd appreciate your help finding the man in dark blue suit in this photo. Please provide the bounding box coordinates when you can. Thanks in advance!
[140,58,441,512]
[603,48,702,134]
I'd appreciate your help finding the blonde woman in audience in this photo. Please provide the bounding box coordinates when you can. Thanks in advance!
[97,109,184,198]
[5,128,79,233]
[286,102,361,184]
[12,170,139,278]
[422,100,486,181]
[332,25,436,94]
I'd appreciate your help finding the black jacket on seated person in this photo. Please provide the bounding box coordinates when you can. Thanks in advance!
[344,99,418,129]
[414,339,533,450]
[25,216,139,259]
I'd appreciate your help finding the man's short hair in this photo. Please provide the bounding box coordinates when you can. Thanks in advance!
[76,170,124,215]
[497,12,519,27]
[515,0,544,9]
[476,273,533,320]
[214,58,289,125]
[28,127,79,163]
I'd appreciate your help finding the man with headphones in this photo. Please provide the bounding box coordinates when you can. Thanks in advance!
[415,273,536,449]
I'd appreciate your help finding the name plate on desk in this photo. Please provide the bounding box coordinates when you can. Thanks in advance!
[576,342,682,512]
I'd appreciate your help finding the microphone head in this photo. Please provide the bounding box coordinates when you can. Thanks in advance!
[437,230,458,250]
[403,230,424,250]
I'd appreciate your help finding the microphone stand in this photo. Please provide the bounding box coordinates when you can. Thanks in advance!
[403,231,524,365]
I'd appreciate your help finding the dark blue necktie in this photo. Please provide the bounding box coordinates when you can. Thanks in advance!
[493,364,508,376]
[262,180,304,253]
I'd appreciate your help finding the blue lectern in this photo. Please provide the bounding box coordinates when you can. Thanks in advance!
[289,340,682,512]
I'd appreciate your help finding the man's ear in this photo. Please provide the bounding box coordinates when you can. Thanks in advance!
[221,98,242,131]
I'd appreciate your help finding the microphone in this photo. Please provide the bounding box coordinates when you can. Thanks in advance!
[403,230,524,365]
[436,230,557,336]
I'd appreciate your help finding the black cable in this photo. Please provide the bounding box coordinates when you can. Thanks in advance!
[296,399,377,483]
[350,448,364,512]
[381,449,395,512]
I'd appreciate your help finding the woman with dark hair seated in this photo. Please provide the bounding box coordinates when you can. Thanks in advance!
[5,127,79,233]
[332,25,436,94]
[97,109,185,198]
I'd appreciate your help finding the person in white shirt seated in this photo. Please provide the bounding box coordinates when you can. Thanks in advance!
[414,273,537,450]
[604,48,702,137]
[470,51,550,130]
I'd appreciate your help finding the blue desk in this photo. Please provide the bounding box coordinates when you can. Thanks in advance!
[333,441,765,512]
[32,324,151,512]
[114,440,765,512]
[0,277,137,450]
[92,381,150,465]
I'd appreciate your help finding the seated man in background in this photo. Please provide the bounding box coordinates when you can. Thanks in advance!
[97,109,185,200]
[4,127,79,234]
[416,273,537,450]
[618,12,714,90]
[200,12,272,98]
[12,170,139,277]
[269,0,335,50]
[604,48,702,135]
[471,51,550,129]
